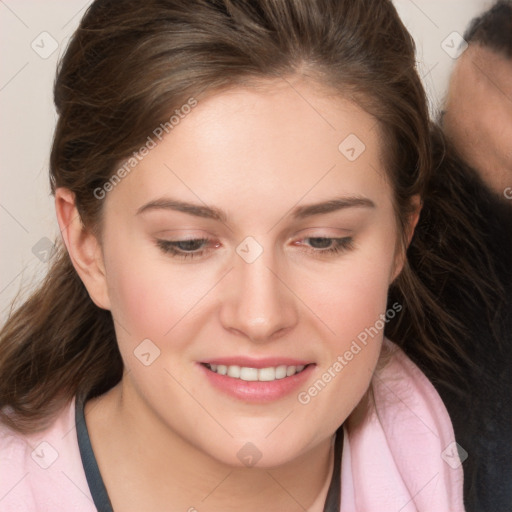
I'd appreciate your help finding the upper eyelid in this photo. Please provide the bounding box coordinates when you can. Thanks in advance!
[147,215,361,242]
[154,225,354,239]
[157,233,352,244]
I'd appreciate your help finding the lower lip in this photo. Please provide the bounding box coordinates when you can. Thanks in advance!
[198,363,315,403]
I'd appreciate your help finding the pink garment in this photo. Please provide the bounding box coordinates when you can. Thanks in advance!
[340,338,465,511]
[0,338,465,511]
[0,396,95,511]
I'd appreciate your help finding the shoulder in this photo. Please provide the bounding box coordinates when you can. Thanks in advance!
[0,398,95,512]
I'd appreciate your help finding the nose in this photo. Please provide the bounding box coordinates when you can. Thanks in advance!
[219,242,299,343]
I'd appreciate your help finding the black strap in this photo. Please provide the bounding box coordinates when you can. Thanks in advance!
[323,425,343,512]
[75,394,114,512]
[75,395,342,511]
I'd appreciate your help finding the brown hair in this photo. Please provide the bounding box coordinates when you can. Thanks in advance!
[0,0,462,433]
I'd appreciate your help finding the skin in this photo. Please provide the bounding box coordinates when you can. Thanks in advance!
[443,44,512,197]
[55,77,419,511]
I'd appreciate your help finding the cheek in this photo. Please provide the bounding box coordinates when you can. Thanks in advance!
[313,259,391,366]
[295,229,397,425]
[102,231,210,348]
[308,232,396,347]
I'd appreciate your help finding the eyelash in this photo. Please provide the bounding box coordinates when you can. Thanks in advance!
[156,236,354,260]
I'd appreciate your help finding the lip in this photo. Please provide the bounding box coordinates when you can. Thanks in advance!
[197,361,316,403]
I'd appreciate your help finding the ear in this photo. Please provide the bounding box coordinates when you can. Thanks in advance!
[390,195,422,282]
[404,195,422,247]
[54,187,111,310]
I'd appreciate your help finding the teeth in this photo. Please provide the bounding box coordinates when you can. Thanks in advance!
[258,367,276,381]
[206,363,307,381]
[240,367,258,381]
[275,365,287,379]
[227,365,240,378]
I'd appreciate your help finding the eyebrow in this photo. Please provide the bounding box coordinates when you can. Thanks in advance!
[136,196,375,222]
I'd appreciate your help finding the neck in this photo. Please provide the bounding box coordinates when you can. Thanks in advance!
[85,379,337,512]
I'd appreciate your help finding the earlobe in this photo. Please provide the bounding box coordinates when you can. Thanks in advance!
[54,187,111,310]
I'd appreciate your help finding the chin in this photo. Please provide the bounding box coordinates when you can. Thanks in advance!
[201,433,314,469]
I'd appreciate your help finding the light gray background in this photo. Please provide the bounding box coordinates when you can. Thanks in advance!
[0,0,494,320]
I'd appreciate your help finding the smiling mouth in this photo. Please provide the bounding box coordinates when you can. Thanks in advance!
[202,363,311,382]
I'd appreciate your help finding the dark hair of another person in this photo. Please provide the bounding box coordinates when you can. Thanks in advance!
[396,129,512,512]
[0,0,493,434]
[464,0,512,57]
[388,127,512,398]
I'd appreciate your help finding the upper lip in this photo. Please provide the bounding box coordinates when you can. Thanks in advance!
[200,357,313,369]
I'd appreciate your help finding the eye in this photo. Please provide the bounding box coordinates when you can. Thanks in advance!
[295,237,354,257]
[156,238,218,260]
[156,236,354,261]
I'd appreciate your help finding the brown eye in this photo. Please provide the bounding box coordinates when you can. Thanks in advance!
[296,237,354,256]
[156,238,218,260]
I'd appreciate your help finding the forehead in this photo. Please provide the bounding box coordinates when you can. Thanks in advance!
[451,46,512,111]
[448,46,512,159]
[105,78,391,220]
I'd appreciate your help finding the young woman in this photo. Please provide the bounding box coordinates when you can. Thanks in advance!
[0,1,466,510]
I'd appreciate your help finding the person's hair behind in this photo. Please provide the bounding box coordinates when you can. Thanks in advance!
[464,0,512,58]
[0,0,464,434]
[387,125,512,397]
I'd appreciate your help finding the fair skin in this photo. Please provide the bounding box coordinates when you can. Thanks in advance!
[56,78,418,511]
[443,44,512,197]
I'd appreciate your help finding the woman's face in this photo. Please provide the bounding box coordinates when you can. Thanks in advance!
[97,78,403,467]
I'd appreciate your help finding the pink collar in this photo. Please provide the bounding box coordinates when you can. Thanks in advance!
[340,338,465,511]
